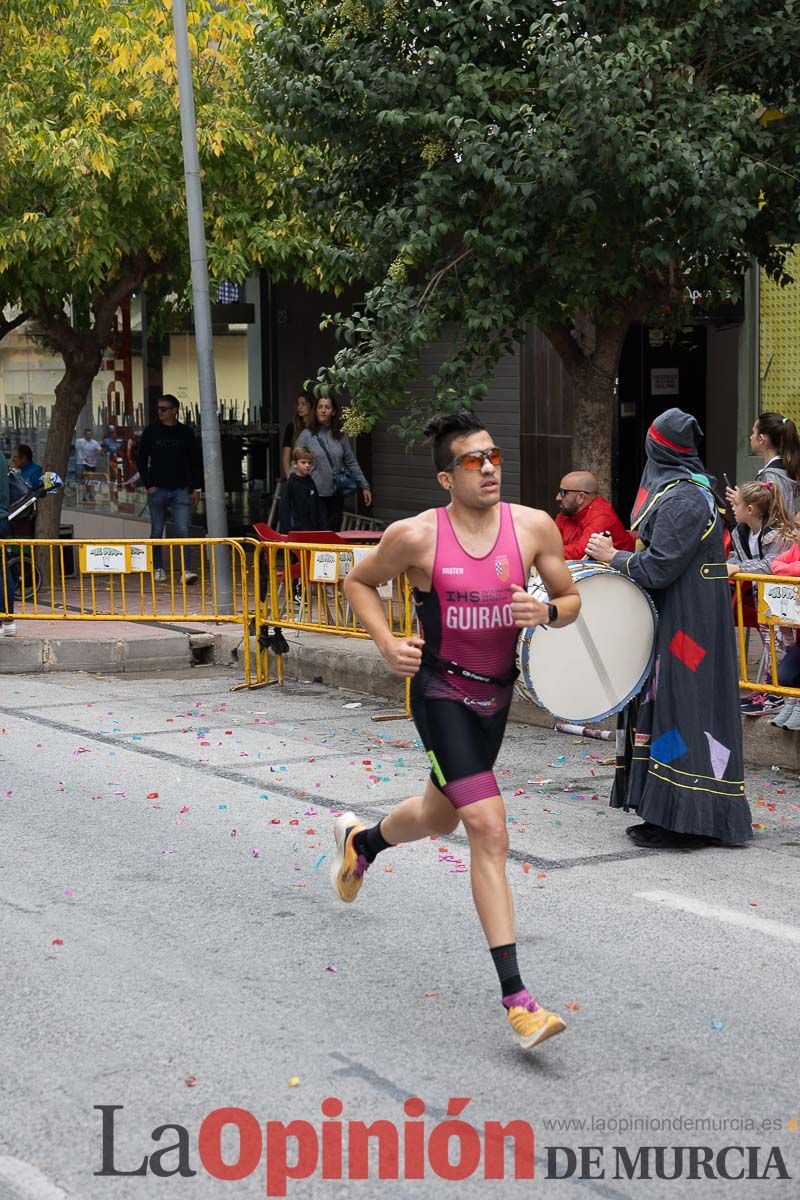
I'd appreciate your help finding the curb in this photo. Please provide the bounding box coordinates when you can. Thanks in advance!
[1,626,795,773]
[0,628,244,676]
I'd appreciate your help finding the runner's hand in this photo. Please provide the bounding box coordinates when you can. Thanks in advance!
[383,635,424,678]
[510,583,550,629]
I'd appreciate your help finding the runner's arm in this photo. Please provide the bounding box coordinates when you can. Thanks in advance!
[344,523,424,667]
[510,513,581,629]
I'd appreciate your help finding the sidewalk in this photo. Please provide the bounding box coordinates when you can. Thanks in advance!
[0,617,243,675]
[0,619,795,771]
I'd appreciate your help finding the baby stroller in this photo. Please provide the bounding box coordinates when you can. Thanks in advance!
[6,469,64,600]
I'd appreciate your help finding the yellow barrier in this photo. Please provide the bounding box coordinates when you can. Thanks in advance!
[0,533,415,706]
[0,537,253,687]
[252,539,413,719]
[734,571,800,698]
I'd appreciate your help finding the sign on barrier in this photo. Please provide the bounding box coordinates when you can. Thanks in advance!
[759,580,800,626]
[130,544,153,573]
[79,544,130,573]
[4,537,253,689]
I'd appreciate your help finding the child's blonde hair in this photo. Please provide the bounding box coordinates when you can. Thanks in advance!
[292,446,314,464]
[737,480,795,539]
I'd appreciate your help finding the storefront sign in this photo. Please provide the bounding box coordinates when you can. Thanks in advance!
[651,368,679,396]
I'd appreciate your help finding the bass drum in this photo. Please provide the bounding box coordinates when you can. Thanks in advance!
[516,561,657,723]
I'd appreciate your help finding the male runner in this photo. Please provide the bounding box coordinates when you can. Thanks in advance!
[336,411,580,1051]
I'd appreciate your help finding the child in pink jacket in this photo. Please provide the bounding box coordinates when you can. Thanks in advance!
[768,524,800,729]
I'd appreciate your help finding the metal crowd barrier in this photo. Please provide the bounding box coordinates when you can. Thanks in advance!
[0,537,253,686]
[733,571,800,698]
[252,539,413,719]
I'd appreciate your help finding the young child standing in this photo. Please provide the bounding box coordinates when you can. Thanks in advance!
[278,446,324,534]
[727,481,795,717]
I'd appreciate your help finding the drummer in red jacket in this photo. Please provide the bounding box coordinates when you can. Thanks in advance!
[555,471,635,559]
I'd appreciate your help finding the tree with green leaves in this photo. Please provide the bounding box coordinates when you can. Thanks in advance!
[252,0,800,485]
[0,0,291,535]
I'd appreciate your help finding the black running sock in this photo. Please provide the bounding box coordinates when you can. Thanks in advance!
[490,943,525,999]
[352,820,393,864]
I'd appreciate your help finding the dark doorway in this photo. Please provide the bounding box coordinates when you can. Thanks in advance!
[616,324,707,519]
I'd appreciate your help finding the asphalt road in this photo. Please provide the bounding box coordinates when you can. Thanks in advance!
[0,668,798,1200]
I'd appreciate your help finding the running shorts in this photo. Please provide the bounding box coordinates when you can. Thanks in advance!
[410,695,510,808]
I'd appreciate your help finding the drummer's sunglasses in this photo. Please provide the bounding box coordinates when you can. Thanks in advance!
[446,446,503,471]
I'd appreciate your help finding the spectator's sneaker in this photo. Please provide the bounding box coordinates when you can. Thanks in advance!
[784,704,800,732]
[506,1003,566,1051]
[153,568,167,583]
[181,571,198,584]
[771,701,797,728]
[740,694,783,716]
[330,811,368,903]
[1,621,17,637]
[740,692,764,711]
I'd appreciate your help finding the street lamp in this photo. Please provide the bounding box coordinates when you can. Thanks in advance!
[171,0,233,612]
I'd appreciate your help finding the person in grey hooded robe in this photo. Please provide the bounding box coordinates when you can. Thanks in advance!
[587,408,752,849]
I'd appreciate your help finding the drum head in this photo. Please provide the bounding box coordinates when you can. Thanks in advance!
[517,568,657,723]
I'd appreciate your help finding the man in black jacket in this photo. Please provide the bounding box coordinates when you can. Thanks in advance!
[137,395,202,583]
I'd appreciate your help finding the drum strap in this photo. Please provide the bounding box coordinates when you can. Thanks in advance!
[574,614,618,708]
[422,649,519,687]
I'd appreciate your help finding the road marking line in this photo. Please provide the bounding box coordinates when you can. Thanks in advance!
[0,1158,73,1199]
[637,889,800,945]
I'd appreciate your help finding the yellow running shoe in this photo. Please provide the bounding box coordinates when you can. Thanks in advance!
[506,1004,566,1051]
[331,811,368,903]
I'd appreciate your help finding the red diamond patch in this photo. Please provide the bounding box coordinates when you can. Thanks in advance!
[668,630,706,672]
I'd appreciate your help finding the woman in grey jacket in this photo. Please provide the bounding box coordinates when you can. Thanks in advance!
[296,396,372,531]
[726,411,800,514]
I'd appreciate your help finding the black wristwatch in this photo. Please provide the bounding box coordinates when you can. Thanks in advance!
[547,603,558,626]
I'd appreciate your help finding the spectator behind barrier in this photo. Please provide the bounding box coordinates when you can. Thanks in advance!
[279,446,325,534]
[555,471,634,559]
[11,444,42,488]
[281,393,313,481]
[296,395,371,532]
[725,411,800,514]
[764,515,800,731]
[726,480,794,579]
[727,480,795,719]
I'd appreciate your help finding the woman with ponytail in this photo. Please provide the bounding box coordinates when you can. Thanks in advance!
[726,412,800,513]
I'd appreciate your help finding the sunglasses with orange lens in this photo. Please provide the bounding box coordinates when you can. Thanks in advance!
[446,446,503,471]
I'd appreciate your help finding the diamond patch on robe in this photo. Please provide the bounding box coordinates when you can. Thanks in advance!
[643,655,661,704]
[651,727,689,764]
[668,630,707,672]
[705,732,731,780]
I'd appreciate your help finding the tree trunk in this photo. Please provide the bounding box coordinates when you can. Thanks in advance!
[545,317,632,501]
[569,363,617,500]
[37,352,103,541]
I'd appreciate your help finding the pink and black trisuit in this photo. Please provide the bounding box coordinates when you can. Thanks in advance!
[411,502,526,808]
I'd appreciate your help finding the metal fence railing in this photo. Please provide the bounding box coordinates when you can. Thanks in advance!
[251,539,412,718]
[0,537,253,686]
[733,571,800,698]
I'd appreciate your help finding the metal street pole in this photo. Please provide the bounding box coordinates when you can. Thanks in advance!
[171,0,233,611]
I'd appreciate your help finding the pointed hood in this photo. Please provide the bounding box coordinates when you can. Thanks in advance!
[631,408,714,533]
